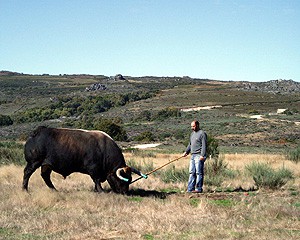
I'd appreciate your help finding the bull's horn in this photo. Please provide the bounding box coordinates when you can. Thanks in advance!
[130,167,148,179]
[130,167,140,174]
[116,168,129,182]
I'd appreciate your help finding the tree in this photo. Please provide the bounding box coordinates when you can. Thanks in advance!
[0,114,13,126]
[93,118,127,141]
[207,134,219,159]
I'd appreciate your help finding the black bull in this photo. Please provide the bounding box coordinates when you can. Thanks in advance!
[23,126,145,194]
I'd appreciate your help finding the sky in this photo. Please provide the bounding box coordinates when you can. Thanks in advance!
[1,0,299,82]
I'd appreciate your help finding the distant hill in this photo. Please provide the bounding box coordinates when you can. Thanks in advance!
[0,70,24,76]
[238,79,300,94]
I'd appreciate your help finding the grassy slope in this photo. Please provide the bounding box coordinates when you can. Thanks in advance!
[0,74,299,152]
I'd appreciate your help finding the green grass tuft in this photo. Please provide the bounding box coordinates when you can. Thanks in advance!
[286,147,300,164]
[245,162,294,189]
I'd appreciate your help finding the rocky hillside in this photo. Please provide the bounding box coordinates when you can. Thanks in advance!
[238,79,300,94]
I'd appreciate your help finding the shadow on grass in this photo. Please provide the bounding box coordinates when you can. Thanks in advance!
[125,186,259,199]
[207,186,258,193]
[126,188,177,199]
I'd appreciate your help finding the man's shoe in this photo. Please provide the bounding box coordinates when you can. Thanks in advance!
[192,190,203,193]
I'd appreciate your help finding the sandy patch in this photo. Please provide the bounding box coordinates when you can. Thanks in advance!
[249,115,263,119]
[132,143,161,149]
[181,105,222,112]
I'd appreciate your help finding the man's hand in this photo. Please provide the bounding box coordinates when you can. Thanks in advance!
[182,152,188,157]
[200,156,205,161]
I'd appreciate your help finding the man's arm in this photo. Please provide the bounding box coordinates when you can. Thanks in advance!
[182,142,191,157]
[200,132,207,160]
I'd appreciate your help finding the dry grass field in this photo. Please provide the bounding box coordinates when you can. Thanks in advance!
[1,153,299,240]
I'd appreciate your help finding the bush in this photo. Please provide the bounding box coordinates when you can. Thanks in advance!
[286,147,300,164]
[282,109,293,115]
[0,114,13,126]
[93,118,127,141]
[136,110,152,121]
[174,129,185,140]
[245,162,294,189]
[248,109,260,114]
[153,107,181,121]
[134,131,155,142]
[207,134,219,159]
[0,141,25,166]
[205,156,229,187]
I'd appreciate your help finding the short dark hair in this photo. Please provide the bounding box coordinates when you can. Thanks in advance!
[193,120,200,127]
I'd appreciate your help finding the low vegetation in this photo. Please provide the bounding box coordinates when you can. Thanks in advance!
[245,161,294,189]
[286,147,300,164]
[12,92,155,124]
[0,153,299,239]
[0,141,24,166]
[0,114,13,126]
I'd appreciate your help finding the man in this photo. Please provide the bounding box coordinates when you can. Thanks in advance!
[182,120,207,193]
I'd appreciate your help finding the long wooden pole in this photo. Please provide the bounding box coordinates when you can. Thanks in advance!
[130,155,184,184]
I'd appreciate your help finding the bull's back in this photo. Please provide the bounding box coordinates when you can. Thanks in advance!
[25,127,125,173]
[46,129,101,170]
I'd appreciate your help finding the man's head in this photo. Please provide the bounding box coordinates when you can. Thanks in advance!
[190,120,200,132]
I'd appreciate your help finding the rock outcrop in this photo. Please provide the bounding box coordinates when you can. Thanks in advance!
[85,83,107,91]
[239,79,300,94]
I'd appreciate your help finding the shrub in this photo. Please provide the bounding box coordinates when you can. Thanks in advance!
[0,141,25,166]
[282,109,293,115]
[93,118,127,141]
[245,162,294,189]
[153,107,181,121]
[0,114,13,126]
[134,131,155,142]
[173,130,185,140]
[136,110,152,121]
[286,147,300,164]
[116,92,155,107]
[207,134,219,159]
[158,132,171,141]
[248,109,260,114]
[205,156,229,187]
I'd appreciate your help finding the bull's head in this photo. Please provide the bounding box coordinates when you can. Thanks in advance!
[107,166,132,194]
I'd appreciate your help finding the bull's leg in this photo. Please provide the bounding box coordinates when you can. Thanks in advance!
[23,162,41,191]
[91,177,104,192]
[41,165,56,190]
[94,182,104,192]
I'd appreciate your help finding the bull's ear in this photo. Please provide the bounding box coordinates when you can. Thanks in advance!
[123,166,132,174]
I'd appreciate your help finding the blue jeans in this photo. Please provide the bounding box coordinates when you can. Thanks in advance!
[187,154,205,192]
